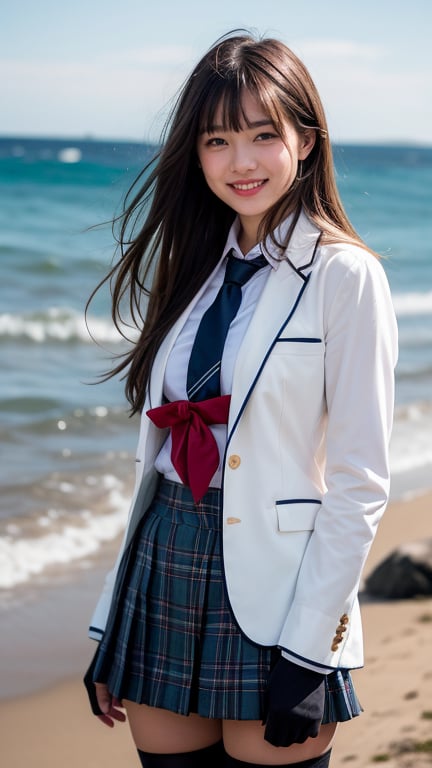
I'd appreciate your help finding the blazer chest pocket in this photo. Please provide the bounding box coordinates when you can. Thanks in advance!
[276,499,321,532]
[273,337,324,356]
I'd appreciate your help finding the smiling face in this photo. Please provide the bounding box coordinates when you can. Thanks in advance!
[197,90,315,251]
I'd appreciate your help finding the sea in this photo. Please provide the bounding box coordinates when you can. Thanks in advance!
[0,136,431,698]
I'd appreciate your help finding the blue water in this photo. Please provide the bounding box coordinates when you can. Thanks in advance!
[1,136,432,598]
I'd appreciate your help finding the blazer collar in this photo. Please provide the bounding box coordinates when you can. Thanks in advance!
[278,209,322,273]
[222,209,321,273]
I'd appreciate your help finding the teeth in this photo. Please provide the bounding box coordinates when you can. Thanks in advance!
[232,181,264,190]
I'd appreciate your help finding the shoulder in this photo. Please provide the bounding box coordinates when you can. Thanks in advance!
[311,241,396,344]
[316,240,392,300]
[290,211,387,287]
[318,239,384,274]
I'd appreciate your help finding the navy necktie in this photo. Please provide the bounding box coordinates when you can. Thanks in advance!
[186,249,269,402]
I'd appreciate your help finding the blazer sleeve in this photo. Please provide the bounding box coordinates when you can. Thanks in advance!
[278,247,398,669]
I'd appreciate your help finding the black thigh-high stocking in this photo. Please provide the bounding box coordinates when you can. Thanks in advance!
[137,739,225,767]
[223,748,332,768]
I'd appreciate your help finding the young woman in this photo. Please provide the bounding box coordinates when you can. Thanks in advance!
[84,31,398,768]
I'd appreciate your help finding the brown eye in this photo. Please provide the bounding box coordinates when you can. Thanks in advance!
[207,137,226,146]
[255,132,278,141]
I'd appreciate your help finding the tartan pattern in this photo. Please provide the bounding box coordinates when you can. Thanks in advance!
[93,478,362,721]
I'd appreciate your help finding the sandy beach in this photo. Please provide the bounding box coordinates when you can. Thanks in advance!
[1,492,431,768]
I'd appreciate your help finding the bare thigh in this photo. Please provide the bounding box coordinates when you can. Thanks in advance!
[124,701,222,753]
[222,720,337,765]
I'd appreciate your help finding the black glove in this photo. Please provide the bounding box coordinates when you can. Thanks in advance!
[83,646,104,716]
[263,656,326,747]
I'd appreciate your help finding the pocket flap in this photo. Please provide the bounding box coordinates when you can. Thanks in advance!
[274,339,324,356]
[276,499,321,532]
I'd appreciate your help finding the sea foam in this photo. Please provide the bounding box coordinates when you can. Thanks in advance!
[0,307,137,344]
[0,475,129,589]
[392,290,432,316]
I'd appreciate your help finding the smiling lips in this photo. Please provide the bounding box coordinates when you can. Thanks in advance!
[230,179,267,195]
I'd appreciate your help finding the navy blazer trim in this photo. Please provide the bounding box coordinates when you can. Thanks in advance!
[275,498,322,505]
[297,231,323,272]
[89,625,104,638]
[279,645,361,672]
[276,337,322,343]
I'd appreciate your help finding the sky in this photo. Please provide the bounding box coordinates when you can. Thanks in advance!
[2,0,431,145]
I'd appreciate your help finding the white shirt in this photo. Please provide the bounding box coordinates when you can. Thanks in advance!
[154,216,284,485]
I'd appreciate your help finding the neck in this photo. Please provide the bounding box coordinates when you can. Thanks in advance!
[237,218,260,255]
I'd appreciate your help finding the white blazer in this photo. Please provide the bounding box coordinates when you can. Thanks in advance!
[89,211,398,671]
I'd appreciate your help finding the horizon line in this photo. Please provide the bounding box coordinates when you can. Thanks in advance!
[0,133,431,150]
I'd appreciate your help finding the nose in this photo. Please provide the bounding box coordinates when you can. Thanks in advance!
[230,144,258,174]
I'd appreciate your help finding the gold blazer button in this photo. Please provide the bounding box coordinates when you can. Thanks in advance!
[226,517,242,525]
[335,628,345,637]
[228,454,241,469]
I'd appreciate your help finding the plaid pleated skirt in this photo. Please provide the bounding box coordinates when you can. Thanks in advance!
[92,477,362,722]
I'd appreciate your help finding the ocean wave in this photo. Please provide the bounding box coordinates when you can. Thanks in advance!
[390,400,432,474]
[392,290,432,316]
[0,307,138,344]
[0,395,61,415]
[57,147,82,164]
[4,404,136,438]
[397,325,432,346]
[0,401,133,434]
[397,363,432,381]
[0,474,129,589]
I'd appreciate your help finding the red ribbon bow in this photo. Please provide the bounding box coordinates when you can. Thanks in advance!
[146,395,231,502]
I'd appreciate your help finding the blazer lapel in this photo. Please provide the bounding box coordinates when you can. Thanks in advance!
[228,212,321,433]
[228,263,306,432]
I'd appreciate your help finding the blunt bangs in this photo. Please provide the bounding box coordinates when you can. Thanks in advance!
[197,68,288,138]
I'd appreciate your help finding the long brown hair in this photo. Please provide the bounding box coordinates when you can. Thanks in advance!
[88,31,368,414]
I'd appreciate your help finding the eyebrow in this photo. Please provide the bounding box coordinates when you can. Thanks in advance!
[202,119,274,134]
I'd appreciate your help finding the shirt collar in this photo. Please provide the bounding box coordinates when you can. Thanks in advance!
[222,213,296,270]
